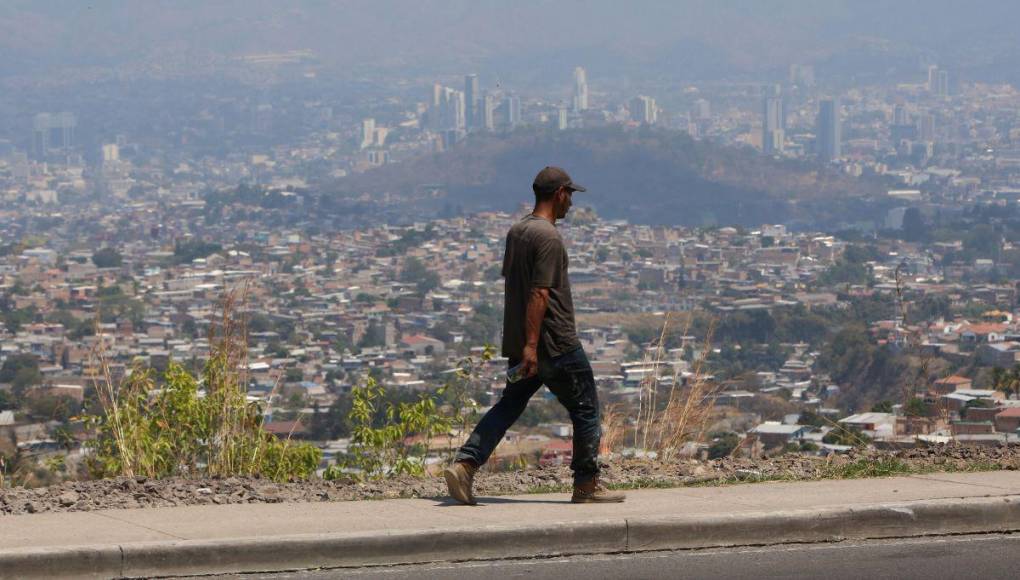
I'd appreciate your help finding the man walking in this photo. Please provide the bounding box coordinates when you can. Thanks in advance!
[444,166,625,505]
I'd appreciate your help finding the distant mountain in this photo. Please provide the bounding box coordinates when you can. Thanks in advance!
[333,127,894,229]
[5,1,1020,85]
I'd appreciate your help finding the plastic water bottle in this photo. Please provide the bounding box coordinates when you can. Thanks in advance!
[506,362,527,383]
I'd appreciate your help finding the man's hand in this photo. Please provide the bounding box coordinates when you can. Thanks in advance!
[521,344,539,378]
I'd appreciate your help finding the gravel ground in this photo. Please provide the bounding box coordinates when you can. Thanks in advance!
[2,444,1018,516]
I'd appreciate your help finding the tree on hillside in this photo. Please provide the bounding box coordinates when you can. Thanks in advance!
[963,224,1001,259]
[27,394,79,422]
[991,364,1020,399]
[0,354,43,400]
[843,244,882,264]
[359,322,386,349]
[0,354,40,384]
[0,304,36,334]
[911,294,951,322]
[817,325,874,384]
[901,208,928,242]
[173,239,222,264]
[818,258,870,287]
[903,397,929,417]
[309,395,353,440]
[715,309,777,344]
[0,389,14,411]
[798,410,827,427]
[401,257,440,296]
[91,247,123,268]
[815,323,918,409]
[871,400,894,413]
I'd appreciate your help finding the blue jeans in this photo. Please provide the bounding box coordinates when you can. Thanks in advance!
[455,347,601,484]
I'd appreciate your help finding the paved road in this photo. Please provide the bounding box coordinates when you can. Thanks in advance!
[191,533,1020,580]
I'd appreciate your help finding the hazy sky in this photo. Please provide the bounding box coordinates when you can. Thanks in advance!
[3,1,1020,83]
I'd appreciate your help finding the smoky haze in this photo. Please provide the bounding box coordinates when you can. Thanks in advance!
[4,0,1020,84]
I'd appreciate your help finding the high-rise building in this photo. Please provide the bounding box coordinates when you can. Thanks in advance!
[891,104,916,143]
[426,83,443,130]
[692,98,711,120]
[453,90,466,130]
[31,112,76,159]
[483,94,496,131]
[761,85,785,155]
[573,67,589,113]
[433,87,466,132]
[788,64,815,87]
[441,129,461,149]
[464,74,480,130]
[927,65,940,93]
[437,87,453,130]
[816,98,841,163]
[505,94,521,128]
[102,143,120,162]
[431,82,443,109]
[685,117,701,139]
[32,113,52,156]
[937,70,950,98]
[360,118,376,149]
[630,95,657,125]
[557,106,569,130]
[11,151,29,183]
[893,104,908,125]
[365,149,389,166]
[100,143,126,178]
[917,113,936,142]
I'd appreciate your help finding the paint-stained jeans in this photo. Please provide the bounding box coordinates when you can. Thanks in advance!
[455,347,601,484]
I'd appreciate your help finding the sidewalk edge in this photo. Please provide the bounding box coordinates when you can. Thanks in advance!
[1,495,1018,579]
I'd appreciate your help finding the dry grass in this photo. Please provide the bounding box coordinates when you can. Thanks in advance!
[600,404,625,455]
[623,313,724,460]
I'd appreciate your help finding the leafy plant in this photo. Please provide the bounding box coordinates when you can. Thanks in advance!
[324,377,450,480]
[324,346,494,480]
[442,346,494,439]
[85,291,320,481]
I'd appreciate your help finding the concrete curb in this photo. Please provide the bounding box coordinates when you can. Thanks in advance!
[2,495,1019,579]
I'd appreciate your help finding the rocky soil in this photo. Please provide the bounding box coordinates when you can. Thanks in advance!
[2,444,1018,516]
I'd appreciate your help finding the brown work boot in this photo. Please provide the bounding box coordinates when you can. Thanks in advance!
[572,477,626,504]
[443,460,478,506]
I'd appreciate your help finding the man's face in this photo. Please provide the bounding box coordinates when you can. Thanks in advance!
[555,187,573,219]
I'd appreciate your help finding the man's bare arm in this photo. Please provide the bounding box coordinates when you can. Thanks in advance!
[521,287,549,377]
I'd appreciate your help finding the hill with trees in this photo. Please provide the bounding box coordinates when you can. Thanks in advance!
[333,127,894,228]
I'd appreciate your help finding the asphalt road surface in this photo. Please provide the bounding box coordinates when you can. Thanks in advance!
[190,533,1020,580]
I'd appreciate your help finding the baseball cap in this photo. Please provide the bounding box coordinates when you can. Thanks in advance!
[533,166,587,195]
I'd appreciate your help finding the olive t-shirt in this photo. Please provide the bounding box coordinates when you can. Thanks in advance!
[501,214,581,360]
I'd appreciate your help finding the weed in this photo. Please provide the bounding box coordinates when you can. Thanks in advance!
[627,313,722,461]
[324,346,493,480]
[85,290,321,482]
[821,457,912,479]
[324,376,450,480]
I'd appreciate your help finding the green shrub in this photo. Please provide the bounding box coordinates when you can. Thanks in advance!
[324,346,493,481]
[86,303,320,481]
[324,377,450,480]
[707,432,741,459]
